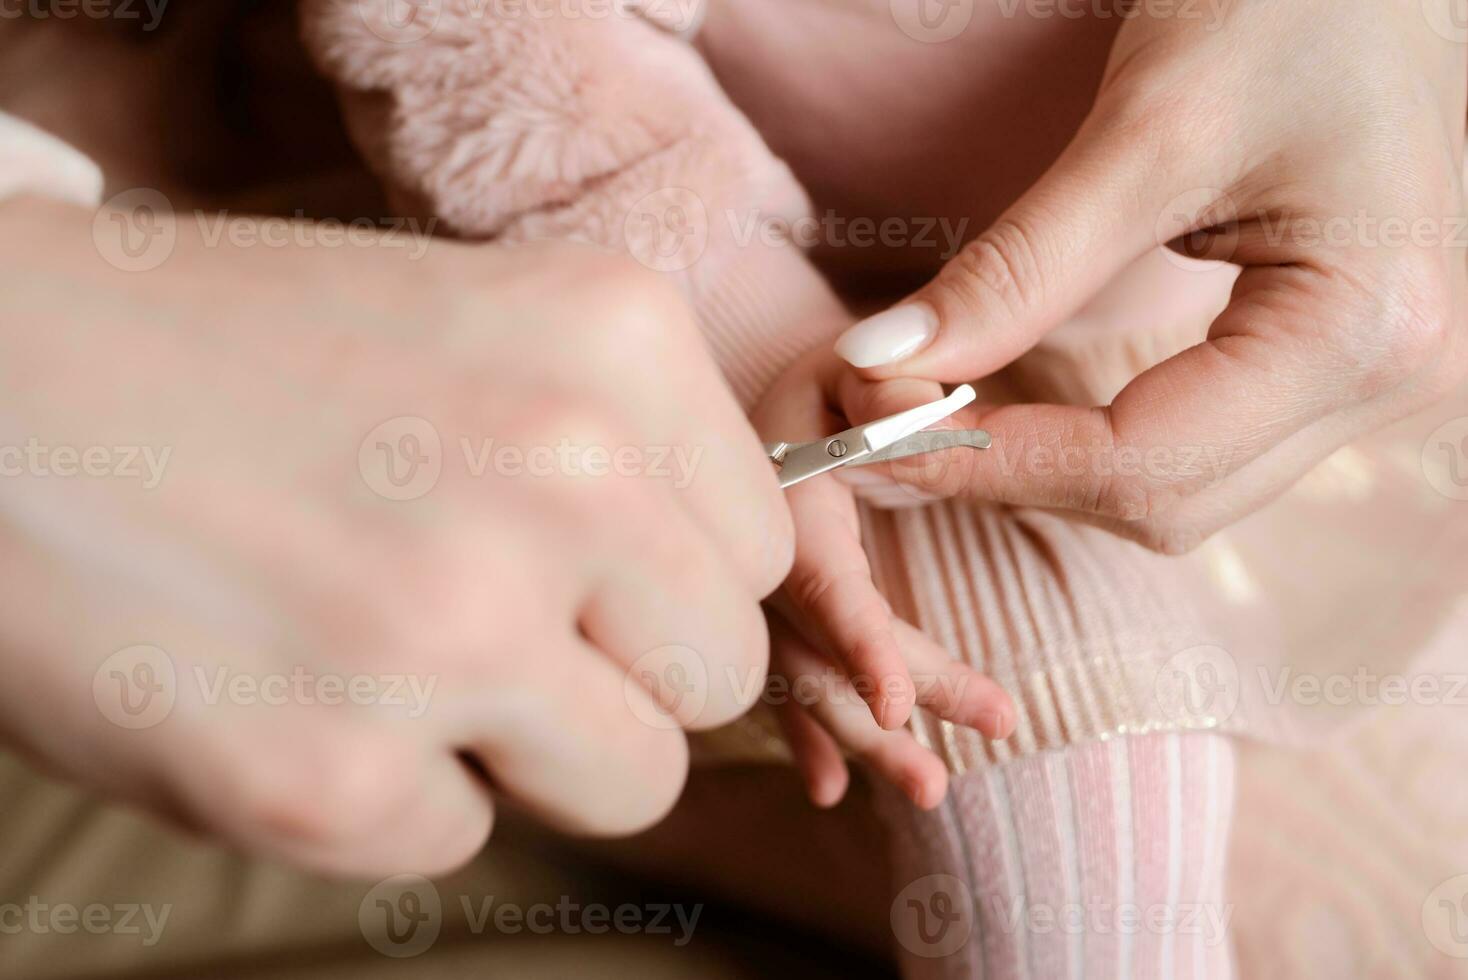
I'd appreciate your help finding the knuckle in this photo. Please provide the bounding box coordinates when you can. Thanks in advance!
[217,737,411,849]
[1355,262,1455,394]
[938,218,1047,321]
[566,250,698,353]
[1088,470,1155,523]
[1092,72,1214,174]
[788,564,867,621]
[514,394,629,462]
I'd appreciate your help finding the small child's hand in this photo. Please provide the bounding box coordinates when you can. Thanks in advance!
[752,349,1014,811]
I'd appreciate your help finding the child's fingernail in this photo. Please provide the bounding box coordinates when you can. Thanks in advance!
[856,486,926,510]
[834,466,893,487]
[985,710,1013,740]
[878,685,915,730]
[835,303,939,368]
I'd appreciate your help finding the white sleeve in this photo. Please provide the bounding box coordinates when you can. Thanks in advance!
[0,111,104,208]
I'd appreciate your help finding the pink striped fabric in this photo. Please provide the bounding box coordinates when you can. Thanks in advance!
[882,731,1237,980]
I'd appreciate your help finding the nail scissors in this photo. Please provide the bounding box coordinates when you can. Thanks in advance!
[764,385,992,490]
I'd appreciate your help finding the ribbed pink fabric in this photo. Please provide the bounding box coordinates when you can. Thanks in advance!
[880,732,1236,980]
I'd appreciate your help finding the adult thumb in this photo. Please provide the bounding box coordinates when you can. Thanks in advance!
[835,116,1184,382]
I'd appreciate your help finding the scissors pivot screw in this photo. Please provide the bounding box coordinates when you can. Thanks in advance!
[765,384,983,490]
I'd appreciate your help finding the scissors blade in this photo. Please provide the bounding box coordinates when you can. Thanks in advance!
[770,384,977,489]
[858,428,992,465]
[857,384,976,452]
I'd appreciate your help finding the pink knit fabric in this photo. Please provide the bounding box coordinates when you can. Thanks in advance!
[882,732,1236,980]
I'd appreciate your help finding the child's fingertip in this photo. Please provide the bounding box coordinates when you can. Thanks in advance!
[910,772,949,811]
[810,769,849,809]
[875,675,917,731]
[874,695,912,732]
[984,708,1015,741]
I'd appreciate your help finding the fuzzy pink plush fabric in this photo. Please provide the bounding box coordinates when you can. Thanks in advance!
[302,0,850,406]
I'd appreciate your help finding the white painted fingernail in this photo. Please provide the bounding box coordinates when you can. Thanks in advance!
[834,303,939,368]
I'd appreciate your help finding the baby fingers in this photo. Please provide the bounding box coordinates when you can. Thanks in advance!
[893,618,1015,740]
[782,476,915,730]
[769,615,948,810]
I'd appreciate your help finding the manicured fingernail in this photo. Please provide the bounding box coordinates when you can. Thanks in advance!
[835,303,939,368]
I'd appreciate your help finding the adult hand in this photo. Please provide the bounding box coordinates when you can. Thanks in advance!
[0,197,792,876]
[834,0,1468,552]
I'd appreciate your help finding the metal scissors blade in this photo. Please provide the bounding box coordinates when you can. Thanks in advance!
[766,384,980,490]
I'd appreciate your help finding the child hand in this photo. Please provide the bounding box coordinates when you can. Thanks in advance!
[752,349,1014,810]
